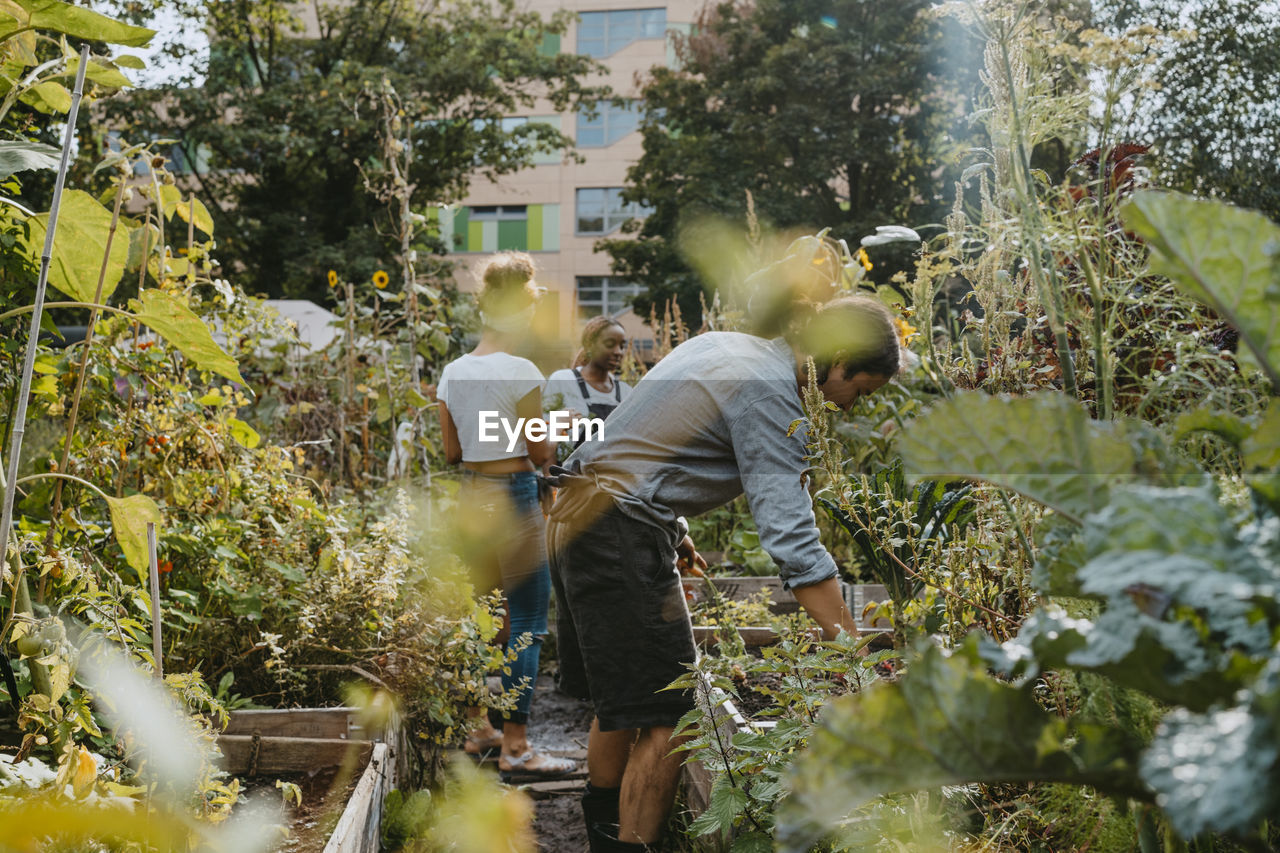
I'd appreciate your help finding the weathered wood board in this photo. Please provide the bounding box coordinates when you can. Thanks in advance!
[218,735,371,776]
[223,707,360,740]
[323,742,391,853]
[218,706,408,788]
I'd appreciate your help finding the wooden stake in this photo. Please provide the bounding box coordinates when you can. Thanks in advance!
[147,522,163,680]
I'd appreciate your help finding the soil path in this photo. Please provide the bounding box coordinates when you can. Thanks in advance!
[504,675,595,852]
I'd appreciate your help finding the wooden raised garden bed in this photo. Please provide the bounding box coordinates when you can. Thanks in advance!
[687,577,889,648]
[217,707,403,853]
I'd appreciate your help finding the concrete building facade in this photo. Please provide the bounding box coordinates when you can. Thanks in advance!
[434,1,704,358]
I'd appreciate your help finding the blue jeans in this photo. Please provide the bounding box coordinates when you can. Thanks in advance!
[461,470,549,724]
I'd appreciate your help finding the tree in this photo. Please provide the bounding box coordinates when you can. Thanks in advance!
[602,0,981,326]
[101,0,606,300]
[1095,0,1280,220]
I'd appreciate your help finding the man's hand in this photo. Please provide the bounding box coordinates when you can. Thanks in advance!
[676,535,707,577]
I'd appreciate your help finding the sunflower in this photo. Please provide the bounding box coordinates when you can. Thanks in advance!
[327,270,338,287]
[856,247,873,272]
[372,269,390,289]
[894,316,918,344]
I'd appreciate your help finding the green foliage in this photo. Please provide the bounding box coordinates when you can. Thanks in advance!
[0,140,57,179]
[378,759,536,852]
[671,629,888,847]
[102,493,162,583]
[17,189,129,302]
[820,459,975,606]
[0,0,153,47]
[777,643,1146,852]
[1140,657,1280,839]
[1122,190,1280,390]
[782,193,1280,846]
[1095,0,1280,221]
[128,288,245,384]
[103,0,606,299]
[898,392,1191,522]
[602,0,977,325]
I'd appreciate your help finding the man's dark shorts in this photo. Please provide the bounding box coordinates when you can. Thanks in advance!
[548,503,696,732]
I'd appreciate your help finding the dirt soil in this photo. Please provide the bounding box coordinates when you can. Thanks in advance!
[730,670,785,719]
[241,764,359,853]
[534,793,590,852]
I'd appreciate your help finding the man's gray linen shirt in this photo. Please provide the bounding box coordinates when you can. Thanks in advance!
[566,332,838,589]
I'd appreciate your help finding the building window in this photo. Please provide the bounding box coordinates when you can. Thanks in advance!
[577,276,645,319]
[575,188,652,235]
[577,101,640,147]
[469,205,528,221]
[577,8,666,57]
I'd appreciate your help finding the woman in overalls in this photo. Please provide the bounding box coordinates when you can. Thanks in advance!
[544,316,632,435]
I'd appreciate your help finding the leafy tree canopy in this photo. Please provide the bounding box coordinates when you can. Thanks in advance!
[1095,0,1280,220]
[100,0,607,300]
[601,0,982,326]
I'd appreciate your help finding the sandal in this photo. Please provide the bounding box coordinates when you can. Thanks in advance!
[463,731,504,761]
[498,750,577,783]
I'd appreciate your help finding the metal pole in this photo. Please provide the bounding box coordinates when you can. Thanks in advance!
[0,45,91,583]
[146,522,163,680]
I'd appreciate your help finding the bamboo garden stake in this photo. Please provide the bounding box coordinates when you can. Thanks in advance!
[147,522,163,679]
[0,45,91,584]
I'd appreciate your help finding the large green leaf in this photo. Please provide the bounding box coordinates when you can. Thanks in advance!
[130,289,245,384]
[104,494,162,584]
[1141,659,1280,838]
[18,79,70,113]
[990,486,1276,710]
[21,189,129,302]
[0,139,58,178]
[3,0,154,46]
[776,644,1146,852]
[61,54,134,91]
[897,392,1139,522]
[1122,191,1280,387]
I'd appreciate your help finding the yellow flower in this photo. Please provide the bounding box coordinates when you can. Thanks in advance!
[372,269,390,289]
[327,270,338,287]
[894,316,918,343]
[857,247,873,272]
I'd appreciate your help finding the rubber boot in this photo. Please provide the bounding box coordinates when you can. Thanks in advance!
[582,783,621,853]
[587,821,653,853]
[582,782,620,830]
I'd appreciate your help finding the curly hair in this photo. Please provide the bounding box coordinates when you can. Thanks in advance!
[476,251,539,319]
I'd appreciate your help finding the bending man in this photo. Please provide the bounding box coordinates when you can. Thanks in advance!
[547,296,901,851]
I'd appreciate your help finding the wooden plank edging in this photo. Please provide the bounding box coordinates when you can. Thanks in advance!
[223,707,360,740]
[323,742,390,853]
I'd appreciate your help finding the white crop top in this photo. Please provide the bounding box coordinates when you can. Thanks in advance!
[437,352,545,462]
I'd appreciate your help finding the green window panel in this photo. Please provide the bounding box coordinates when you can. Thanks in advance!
[497,218,527,250]
[539,32,560,56]
[527,205,544,251]
[481,220,498,251]
[467,219,484,252]
[452,207,470,251]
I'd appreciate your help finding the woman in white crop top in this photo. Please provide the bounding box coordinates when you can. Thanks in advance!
[436,251,574,781]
